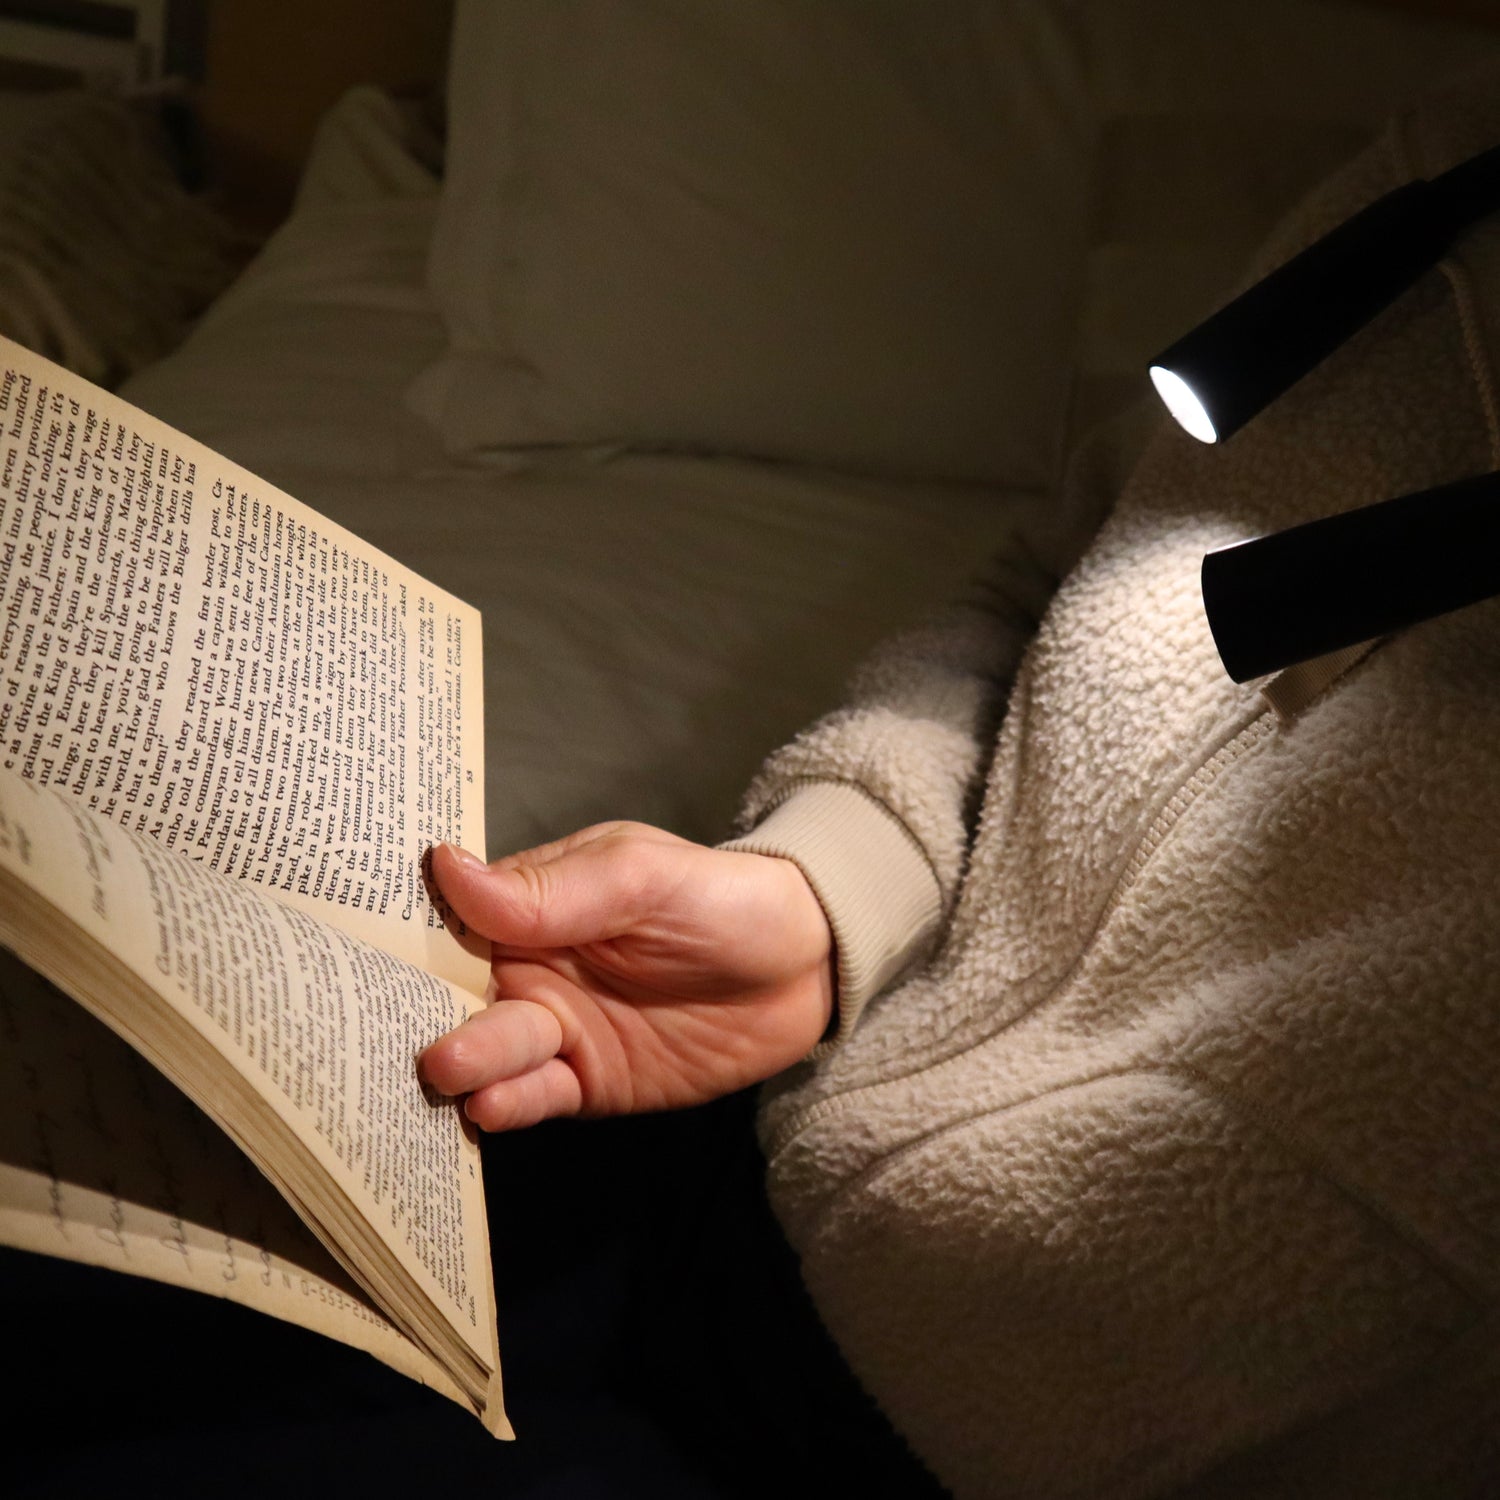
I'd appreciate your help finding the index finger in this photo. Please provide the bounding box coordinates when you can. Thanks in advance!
[418,998,564,1096]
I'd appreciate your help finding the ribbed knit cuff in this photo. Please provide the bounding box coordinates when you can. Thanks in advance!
[720,780,942,1047]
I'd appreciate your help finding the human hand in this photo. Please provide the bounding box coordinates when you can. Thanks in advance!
[418,823,835,1130]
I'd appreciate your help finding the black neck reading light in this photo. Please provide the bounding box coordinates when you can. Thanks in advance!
[1148,141,1500,682]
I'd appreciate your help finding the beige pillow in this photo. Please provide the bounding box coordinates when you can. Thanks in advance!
[411,0,1093,486]
[412,0,1498,485]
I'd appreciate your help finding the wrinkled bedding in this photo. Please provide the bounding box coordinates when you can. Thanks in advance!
[121,90,1059,856]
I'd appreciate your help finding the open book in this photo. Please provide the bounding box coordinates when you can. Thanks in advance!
[0,336,509,1435]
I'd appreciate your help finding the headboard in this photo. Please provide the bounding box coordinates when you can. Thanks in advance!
[0,0,177,89]
[0,0,452,229]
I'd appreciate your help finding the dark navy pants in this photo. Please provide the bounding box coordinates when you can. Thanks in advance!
[6,1089,945,1498]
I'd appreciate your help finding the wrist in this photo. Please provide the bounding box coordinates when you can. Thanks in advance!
[721,780,942,1045]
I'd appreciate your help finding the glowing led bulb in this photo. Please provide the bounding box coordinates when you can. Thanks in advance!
[1149,365,1218,444]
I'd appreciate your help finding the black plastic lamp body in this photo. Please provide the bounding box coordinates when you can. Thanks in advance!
[1201,470,1500,681]
[1150,144,1500,445]
[1148,140,1500,682]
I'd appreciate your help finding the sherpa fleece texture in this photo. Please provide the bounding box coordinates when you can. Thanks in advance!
[728,80,1500,1500]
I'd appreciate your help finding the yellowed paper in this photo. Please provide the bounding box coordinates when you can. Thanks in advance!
[0,769,502,1416]
[0,953,469,1408]
[0,338,486,993]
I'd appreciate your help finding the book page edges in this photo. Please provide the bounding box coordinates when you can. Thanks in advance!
[0,773,504,1425]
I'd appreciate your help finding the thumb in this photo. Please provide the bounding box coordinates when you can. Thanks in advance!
[431,830,679,949]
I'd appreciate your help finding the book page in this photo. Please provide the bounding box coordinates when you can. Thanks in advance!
[0,338,485,992]
[0,952,470,1410]
[0,768,503,1419]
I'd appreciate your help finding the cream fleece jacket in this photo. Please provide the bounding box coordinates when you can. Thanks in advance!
[725,80,1500,1500]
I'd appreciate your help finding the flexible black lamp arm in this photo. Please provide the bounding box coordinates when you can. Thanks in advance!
[1150,141,1500,445]
[1149,139,1500,682]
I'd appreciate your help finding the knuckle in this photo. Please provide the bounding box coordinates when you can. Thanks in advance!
[592,819,641,840]
[521,1002,563,1064]
[545,1062,584,1122]
[600,819,684,853]
[505,861,552,935]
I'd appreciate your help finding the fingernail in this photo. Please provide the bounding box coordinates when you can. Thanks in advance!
[444,843,486,871]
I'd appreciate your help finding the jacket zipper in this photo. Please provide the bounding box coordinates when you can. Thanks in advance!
[1092,704,1276,939]
[766,701,1278,1164]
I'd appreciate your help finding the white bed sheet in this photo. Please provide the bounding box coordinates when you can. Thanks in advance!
[121,92,1061,855]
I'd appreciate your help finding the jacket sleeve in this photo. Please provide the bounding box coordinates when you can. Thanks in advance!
[721,465,1114,1043]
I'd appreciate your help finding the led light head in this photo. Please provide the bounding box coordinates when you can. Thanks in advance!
[1154,140,1500,681]
[1148,365,1217,444]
